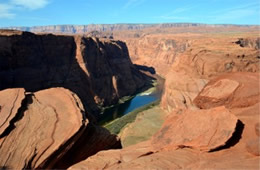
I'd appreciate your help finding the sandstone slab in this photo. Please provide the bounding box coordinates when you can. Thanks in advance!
[194,72,260,109]
[152,106,238,151]
[0,88,25,136]
[0,88,85,169]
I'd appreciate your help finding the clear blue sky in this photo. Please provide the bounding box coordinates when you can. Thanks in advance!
[0,0,259,27]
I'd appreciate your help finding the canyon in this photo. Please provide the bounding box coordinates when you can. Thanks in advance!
[0,24,259,169]
[0,30,149,119]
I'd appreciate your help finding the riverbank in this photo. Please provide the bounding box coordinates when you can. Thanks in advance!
[98,74,164,125]
[104,99,160,134]
[119,105,167,147]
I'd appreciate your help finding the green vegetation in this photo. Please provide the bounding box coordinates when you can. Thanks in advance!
[98,79,158,113]
[104,99,160,134]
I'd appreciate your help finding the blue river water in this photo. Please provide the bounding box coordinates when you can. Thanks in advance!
[98,93,159,125]
[98,75,164,125]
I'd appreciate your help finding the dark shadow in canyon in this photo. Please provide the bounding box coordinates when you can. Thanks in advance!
[134,64,156,74]
[51,123,122,169]
[0,32,99,121]
[0,31,154,168]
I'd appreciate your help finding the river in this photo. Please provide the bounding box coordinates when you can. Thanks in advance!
[98,74,164,125]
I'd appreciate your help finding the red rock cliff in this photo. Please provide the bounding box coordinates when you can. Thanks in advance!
[0,30,148,118]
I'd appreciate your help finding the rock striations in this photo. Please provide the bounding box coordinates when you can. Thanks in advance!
[69,72,260,170]
[0,29,259,170]
[0,88,121,169]
[0,30,147,119]
[0,29,149,169]
[68,32,260,169]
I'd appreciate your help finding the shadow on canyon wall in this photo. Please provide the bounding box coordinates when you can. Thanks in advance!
[0,31,154,120]
[134,64,156,74]
[0,31,157,168]
[0,31,159,168]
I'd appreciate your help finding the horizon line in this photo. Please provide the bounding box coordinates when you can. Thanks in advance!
[1,22,260,28]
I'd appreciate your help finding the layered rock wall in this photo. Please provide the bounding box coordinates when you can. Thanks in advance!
[0,30,147,118]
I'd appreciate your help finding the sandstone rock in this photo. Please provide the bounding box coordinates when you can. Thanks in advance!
[152,106,238,151]
[125,33,259,113]
[235,38,260,49]
[160,72,208,112]
[0,30,148,119]
[68,73,260,170]
[125,34,191,76]
[194,72,260,109]
[0,88,121,169]
[67,33,260,170]
[0,88,25,136]
[68,105,257,170]
[246,138,260,156]
[53,122,121,169]
[255,123,260,136]
[0,88,85,169]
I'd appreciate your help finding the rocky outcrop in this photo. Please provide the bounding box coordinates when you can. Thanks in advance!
[159,34,260,111]
[194,73,260,157]
[0,88,120,169]
[125,35,191,76]
[68,72,260,169]
[194,72,260,109]
[152,106,238,152]
[0,30,147,119]
[235,38,260,49]
[160,72,208,112]
[70,32,259,170]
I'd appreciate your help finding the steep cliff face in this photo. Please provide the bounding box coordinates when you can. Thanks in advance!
[66,32,260,169]
[164,36,259,110]
[125,34,191,76]
[0,30,147,118]
[123,33,260,115]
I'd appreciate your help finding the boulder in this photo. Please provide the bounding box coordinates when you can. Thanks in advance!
[0,88,120,169]
[152,106,238,151]
[194,72,260,109]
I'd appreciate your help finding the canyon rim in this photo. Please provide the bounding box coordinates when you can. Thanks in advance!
[0,0,260,169]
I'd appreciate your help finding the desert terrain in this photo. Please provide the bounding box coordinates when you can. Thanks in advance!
[0,24,259,169]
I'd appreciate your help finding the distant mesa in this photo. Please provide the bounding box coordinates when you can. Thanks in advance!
[2,23,259,34]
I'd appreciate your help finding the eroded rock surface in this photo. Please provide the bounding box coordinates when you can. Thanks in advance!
[159,34,260,111]
[125,34,191,76]
[0,30,148,119]
[0,88,120,169]
[160,72,208,112]
[194,72,260,109]
[69,72,260,170]
[152,106,238,152]
[235,37,260,49]
[0,88,25,136]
